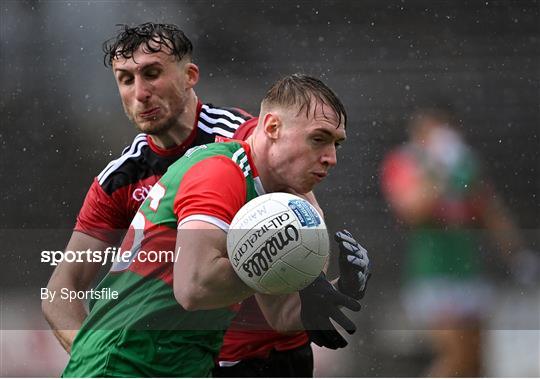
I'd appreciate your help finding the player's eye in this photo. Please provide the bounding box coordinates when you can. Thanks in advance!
[335,142,342,150]
[118,75,133,85]
[145,69,160,79]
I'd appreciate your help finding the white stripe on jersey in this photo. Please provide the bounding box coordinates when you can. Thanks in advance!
[97,134,147,185]
[199,112,242,133]
[96,104,247,185]
[231,148,250,177]
[197,122,235,138]
[238,155,249,177]
[120,133,145,155]
[231,148,245,165]
[177,214,230,232]
[98,133,146,181]
[201,104,247,124]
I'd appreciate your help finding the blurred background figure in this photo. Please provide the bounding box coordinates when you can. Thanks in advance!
[380,106,539,377]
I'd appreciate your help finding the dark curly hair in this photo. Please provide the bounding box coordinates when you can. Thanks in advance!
[103,23,193,67]
[262,74,347,128]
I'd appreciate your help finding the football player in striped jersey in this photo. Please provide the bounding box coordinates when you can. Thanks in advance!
[43,22,252,354]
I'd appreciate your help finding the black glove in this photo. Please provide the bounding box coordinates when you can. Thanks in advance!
[299,272,361,349]
[335,230,371,300]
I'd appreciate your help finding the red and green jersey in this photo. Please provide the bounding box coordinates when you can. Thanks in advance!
[381,144,488,280]
[63,141,264,378]
[218,118,309,365]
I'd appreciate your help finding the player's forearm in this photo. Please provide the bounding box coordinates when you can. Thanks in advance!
[175,222,255,310]
[51,329,78,354]
[42,293,87,353]
[255,292,303,333]
[174,256,253,311]
[43,237,105,352]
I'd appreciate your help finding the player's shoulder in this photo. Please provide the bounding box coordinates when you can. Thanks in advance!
[164,141,245,175]
[159,142,247,192]
[179,140,246,165]
[197,103,253,139]
[96,133,150,194]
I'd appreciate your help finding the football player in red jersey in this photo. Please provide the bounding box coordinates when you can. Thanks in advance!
[43,22,252,353]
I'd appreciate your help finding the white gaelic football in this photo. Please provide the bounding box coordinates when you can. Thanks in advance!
[227,192,329,294]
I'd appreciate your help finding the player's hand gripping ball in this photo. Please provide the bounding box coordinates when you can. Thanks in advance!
[227,192,329,294]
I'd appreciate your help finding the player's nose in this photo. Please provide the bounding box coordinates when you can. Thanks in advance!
[321,145,338,168]
[134,78,151,102]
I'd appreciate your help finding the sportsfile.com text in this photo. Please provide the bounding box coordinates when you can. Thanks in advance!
[40,247,181,266]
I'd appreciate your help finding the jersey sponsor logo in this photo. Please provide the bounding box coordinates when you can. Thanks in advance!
[132,185,153,202]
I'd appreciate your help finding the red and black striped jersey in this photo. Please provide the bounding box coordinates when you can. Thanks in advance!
[74,101,252,244]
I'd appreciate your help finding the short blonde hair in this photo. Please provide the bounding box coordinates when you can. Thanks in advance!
[261,74,347,128]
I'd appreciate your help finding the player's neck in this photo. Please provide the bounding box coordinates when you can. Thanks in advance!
[149,92,198,150]
[249,135,285,193]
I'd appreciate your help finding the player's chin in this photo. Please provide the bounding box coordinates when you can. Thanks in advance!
[136,119,169,135]
[296,180,318,194]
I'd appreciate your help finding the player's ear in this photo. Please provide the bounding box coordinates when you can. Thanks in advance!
[185,62,199,89]
[262,112,281,141]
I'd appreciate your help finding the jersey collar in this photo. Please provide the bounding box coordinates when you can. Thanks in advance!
[219,138,265,195]
[146,100,203,157]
